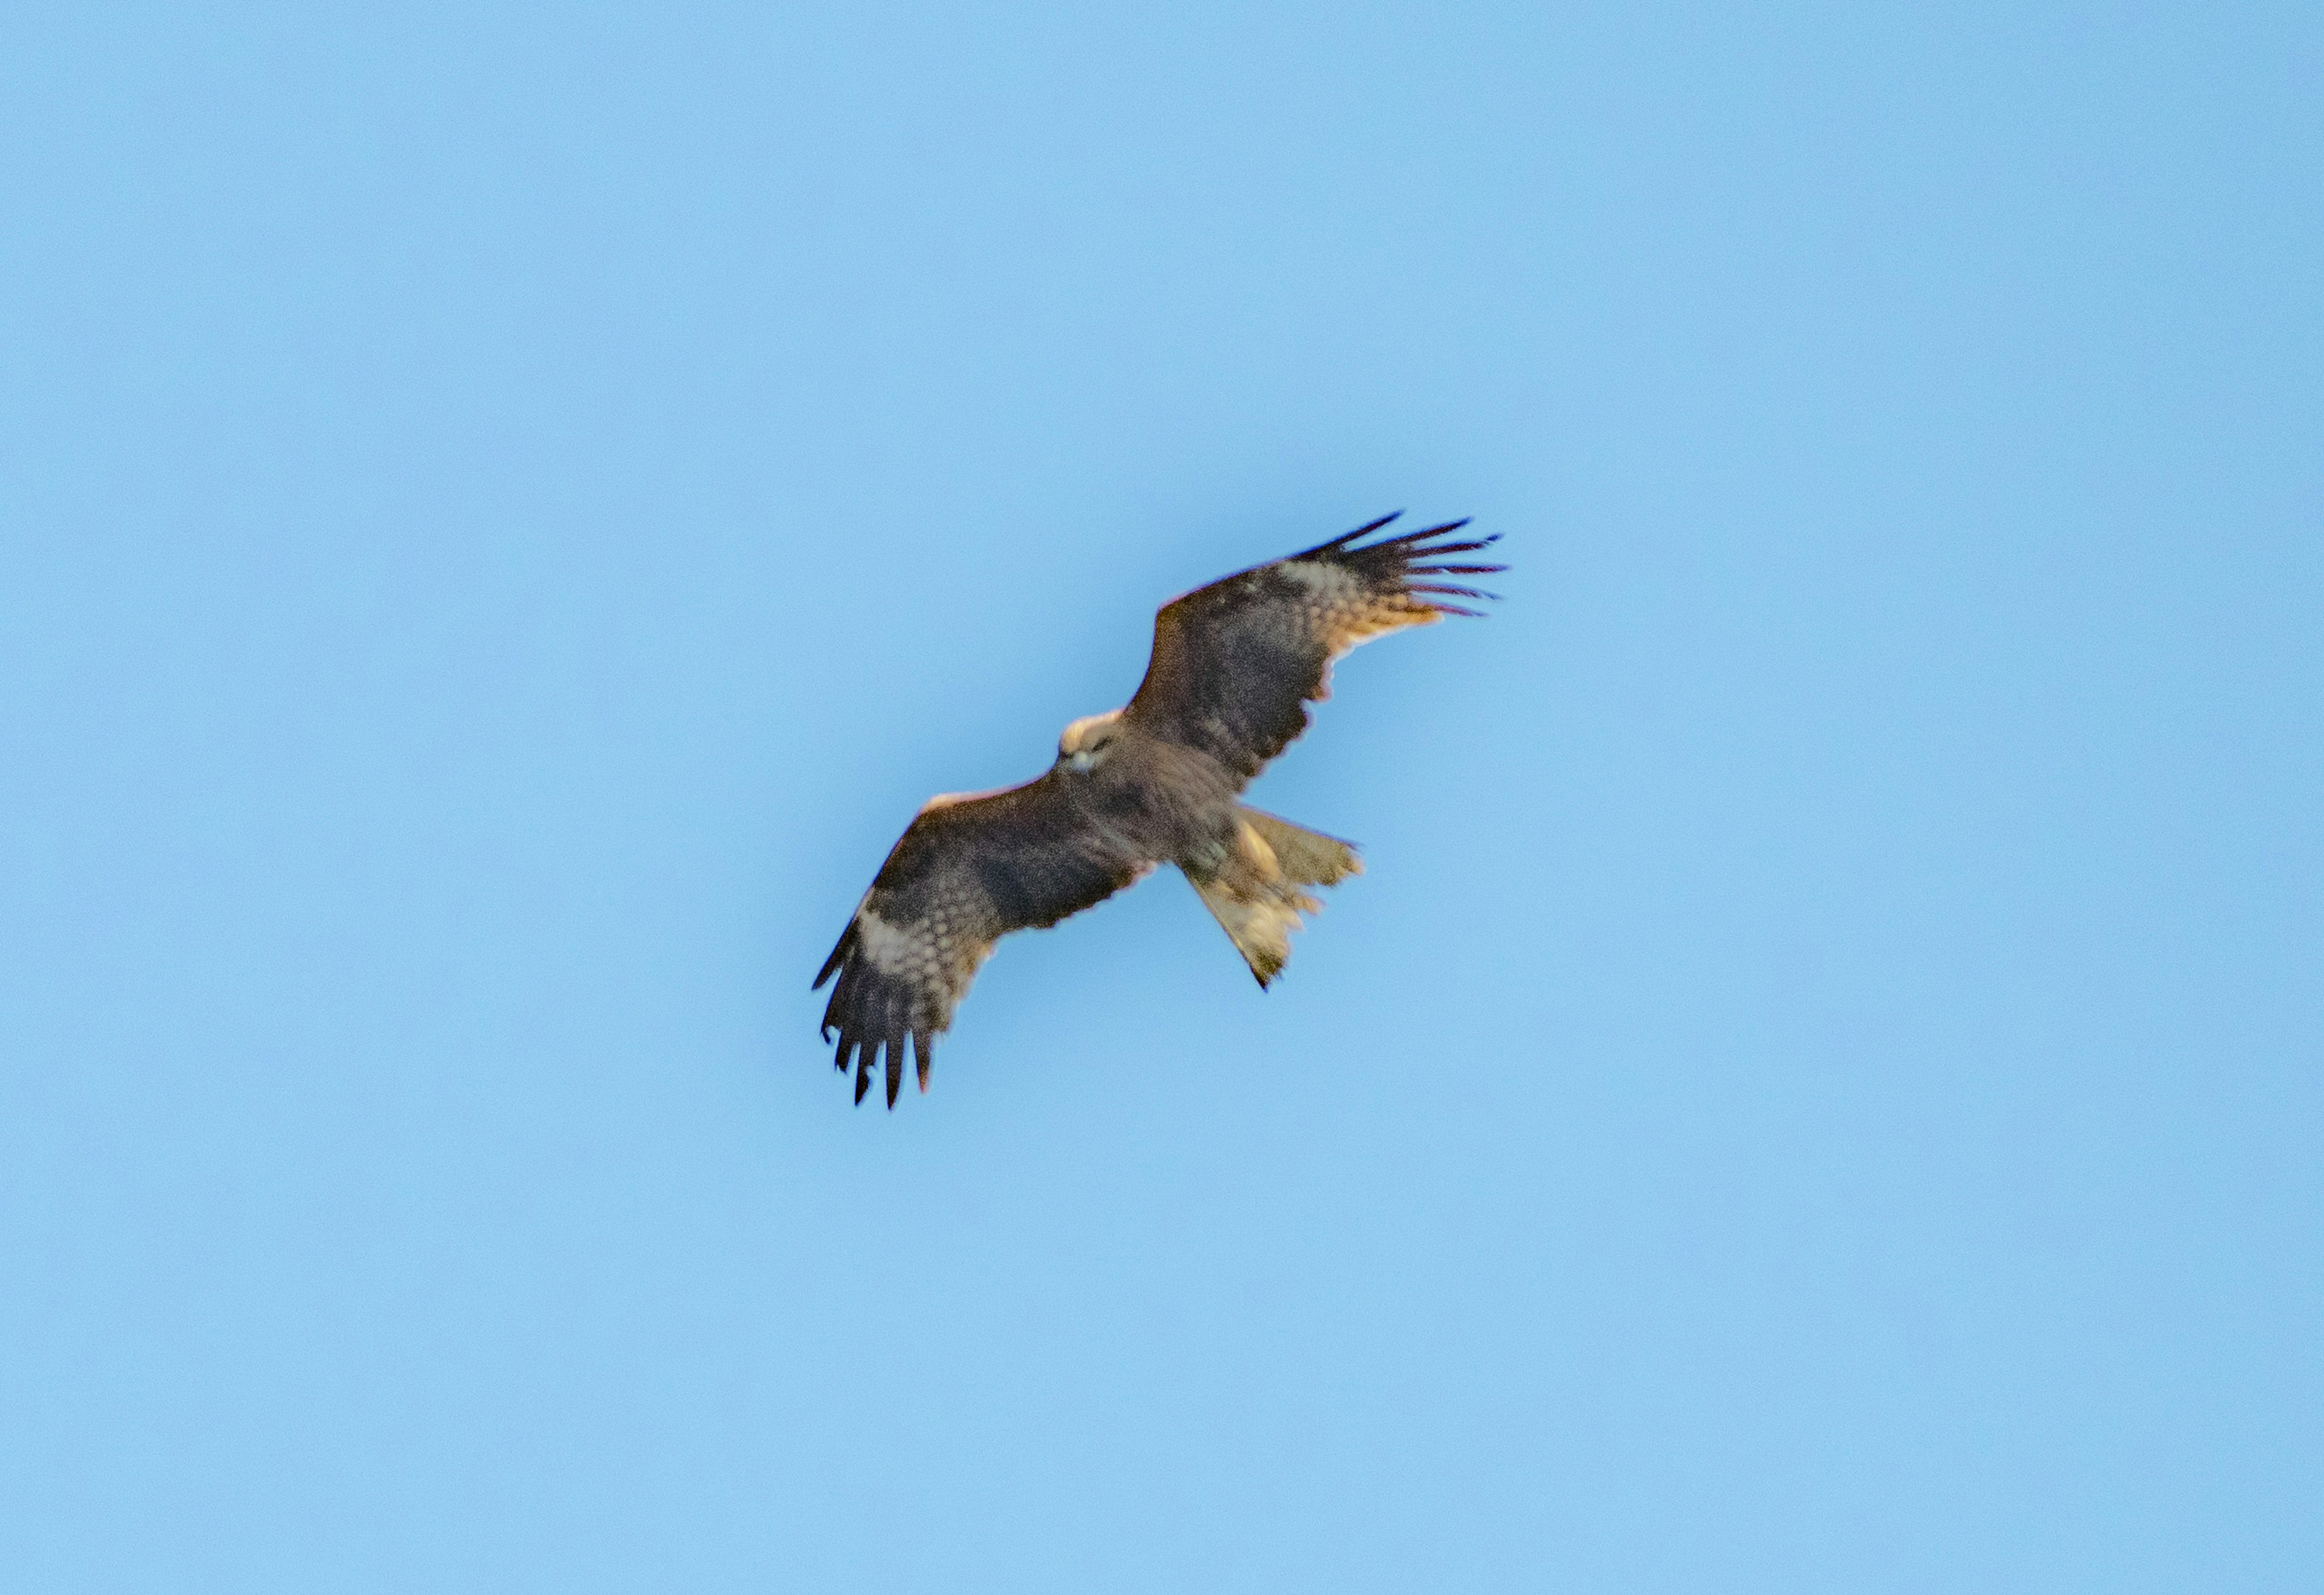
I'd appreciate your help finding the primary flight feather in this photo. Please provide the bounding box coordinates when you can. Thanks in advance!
[814,513,1504,1107]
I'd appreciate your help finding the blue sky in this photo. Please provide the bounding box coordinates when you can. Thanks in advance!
[4,3,2318,1589]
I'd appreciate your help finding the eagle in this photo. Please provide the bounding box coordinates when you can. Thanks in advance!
[814,513,1503,1107]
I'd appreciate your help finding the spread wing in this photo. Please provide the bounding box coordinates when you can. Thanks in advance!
[812,773,1152,1107]
[1124,514,1503,783]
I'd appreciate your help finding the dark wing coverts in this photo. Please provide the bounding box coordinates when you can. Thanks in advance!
[813,775,1147,1107]
[1125,515,1503,783]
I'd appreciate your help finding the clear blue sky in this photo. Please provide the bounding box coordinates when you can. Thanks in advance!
[4,4,2317,1590]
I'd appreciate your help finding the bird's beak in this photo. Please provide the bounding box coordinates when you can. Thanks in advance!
[1065,751,1094,774]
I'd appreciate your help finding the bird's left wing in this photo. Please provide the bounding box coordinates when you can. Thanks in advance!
[813,773,1151,1107]
[1123,515,1503,783]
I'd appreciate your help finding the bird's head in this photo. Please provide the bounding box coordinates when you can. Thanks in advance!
[1056,710,1125,774]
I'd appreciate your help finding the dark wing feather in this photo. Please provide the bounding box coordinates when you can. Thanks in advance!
[812,772,1151,1106]
[1123,515,1503,783]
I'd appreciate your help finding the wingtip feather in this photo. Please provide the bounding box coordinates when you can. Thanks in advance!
[812,926,853,990]
[1410,582,1498,600]
[1317,511,1403,552]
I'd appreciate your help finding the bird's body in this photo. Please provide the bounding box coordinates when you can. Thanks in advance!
[815,514,1502,1106]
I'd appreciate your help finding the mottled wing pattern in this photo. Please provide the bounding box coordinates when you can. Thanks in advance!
[813,775,1151,1107]
[1124,514,1504,782]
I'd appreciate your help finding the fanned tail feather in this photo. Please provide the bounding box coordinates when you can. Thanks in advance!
[1191,809,1364,987]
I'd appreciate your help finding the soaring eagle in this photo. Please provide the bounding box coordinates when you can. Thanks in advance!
[815,514,1503,1106]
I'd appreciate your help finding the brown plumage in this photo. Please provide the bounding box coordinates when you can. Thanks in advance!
[813,514,1503,1107]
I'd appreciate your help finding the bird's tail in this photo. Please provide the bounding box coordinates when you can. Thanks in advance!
[1189,808,1362,987]
[1238,807,1362,889]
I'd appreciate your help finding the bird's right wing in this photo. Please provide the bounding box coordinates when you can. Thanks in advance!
[813,772,1151,1107]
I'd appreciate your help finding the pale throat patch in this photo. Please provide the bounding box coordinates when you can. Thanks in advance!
[1060,709,1123,753]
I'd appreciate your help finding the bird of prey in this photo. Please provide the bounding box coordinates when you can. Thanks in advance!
[814,513,1503,1107]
